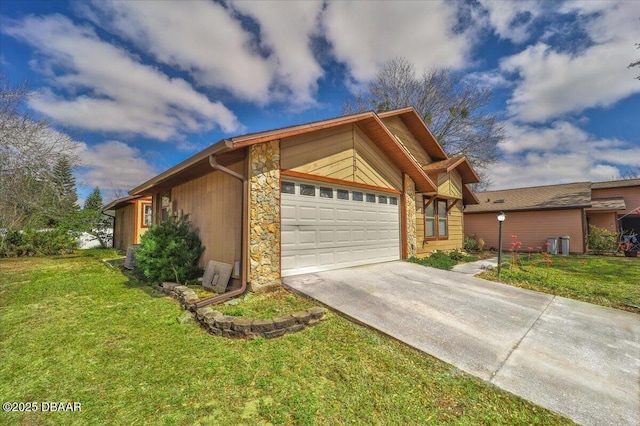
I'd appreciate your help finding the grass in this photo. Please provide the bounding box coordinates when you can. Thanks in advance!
[479,253,640,312]
[0,250,572,425]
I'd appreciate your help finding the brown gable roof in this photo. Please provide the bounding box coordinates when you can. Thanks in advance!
[377,107,448,161]
[422,156,480,184]
[592,178,640,189]
[131,108,440,195]
[464,182,592,213]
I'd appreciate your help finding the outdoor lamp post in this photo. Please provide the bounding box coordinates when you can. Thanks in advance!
[497,211,506,279]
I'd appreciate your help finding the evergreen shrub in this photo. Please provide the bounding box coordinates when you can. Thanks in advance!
[135,215,204,284]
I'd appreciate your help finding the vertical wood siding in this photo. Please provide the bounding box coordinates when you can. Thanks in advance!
[464,209,585,253]
[114,204,135,252]
[170,159,244,267]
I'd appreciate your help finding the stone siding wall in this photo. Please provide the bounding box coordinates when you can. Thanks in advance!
[161,282,326,339]
[249,140,281,292]
[404,174,417,258]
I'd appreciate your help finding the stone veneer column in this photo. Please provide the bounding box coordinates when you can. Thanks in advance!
[404,174,417,258]
[249,140,281,292]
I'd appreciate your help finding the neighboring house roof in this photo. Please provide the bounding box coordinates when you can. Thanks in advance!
[586,197,627,211]
[592,178,640,189]
[130,108,469,196]
[464,182,593,213]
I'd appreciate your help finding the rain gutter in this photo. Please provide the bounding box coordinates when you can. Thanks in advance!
[194,154,248,308]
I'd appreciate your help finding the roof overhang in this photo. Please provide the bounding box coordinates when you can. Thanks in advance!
[462,185,480,205]
[130,139,235,195]
[130,108,440,196]
[422,156,480,184]
[103,194,150,211]
[378,107,448,161]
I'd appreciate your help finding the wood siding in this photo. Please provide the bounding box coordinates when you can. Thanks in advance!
[592,186,640,215]
[380,115,431,166]
[415,195,464,255]
[437,172,463,198]
[280,123,401,190]
[114,204,135,252]
[170,159,244,267]
[465,209,585,254]
[588,212,618,233]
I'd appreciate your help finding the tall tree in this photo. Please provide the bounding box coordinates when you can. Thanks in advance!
[47,155,80,227]
[83,187,103,211]
[343,57,504,188]
[0,75,79,230]
[81,186,104,232]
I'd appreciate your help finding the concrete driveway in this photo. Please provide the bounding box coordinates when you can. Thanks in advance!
[283,261,640,426]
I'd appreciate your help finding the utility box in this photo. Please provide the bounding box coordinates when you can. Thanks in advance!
[559,236,570,255]
[547,238,558,255]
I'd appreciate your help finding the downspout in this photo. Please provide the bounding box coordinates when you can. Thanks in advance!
[194,154,248,308]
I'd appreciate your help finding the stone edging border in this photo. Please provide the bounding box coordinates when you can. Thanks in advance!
[160,282,327,339]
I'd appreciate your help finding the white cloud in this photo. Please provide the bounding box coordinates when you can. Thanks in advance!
[488,120,639,189]
[322,1,472,83]
[75,141,157,193]
[82,0,276,104]
[478,0,542,44]
[230,0,324,106]
[3,14,240,140]
[499,1,640,123]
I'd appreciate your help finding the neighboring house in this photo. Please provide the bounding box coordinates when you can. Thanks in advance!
[464,179,640,254]
[118,107,479,292]
[103,195,153,252]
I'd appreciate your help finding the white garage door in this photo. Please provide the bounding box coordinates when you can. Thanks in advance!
[281,179,400,276]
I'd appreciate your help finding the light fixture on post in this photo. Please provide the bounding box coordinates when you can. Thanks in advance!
[497,211,506,279]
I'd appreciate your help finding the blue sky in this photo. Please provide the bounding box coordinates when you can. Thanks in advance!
[1,0,639,203]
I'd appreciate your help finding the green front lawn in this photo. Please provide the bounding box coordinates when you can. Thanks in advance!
[0,251,571,425]
[479,254,640,312]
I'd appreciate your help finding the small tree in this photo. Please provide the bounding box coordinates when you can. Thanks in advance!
[586,225,618,255]
[135,215,204,284]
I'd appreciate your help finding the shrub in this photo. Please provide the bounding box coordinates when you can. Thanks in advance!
[463,234,484,252]
[135,215,204,285]
[586,225,618,255]
[409,251,457,270]
[0,228,78,257]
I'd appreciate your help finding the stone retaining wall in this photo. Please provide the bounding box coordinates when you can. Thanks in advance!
[161,282,326,339]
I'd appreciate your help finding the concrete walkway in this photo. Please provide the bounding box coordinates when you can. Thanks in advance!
[283,261,640,426]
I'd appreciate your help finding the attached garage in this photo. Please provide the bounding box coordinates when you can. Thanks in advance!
[127,107,481,293]
[281,179,400,276]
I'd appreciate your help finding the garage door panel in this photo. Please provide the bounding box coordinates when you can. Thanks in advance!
[281,179,400,276]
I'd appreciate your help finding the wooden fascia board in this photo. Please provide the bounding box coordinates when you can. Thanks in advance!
[230,112,374,148]
[423,157,481,184]
[367,115,438,193]
[378,108,448,161]
[130,139,232,195]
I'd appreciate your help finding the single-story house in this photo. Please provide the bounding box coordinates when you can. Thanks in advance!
[103,195,153,252]
[464,179,640,254]
[114,107,480,292]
